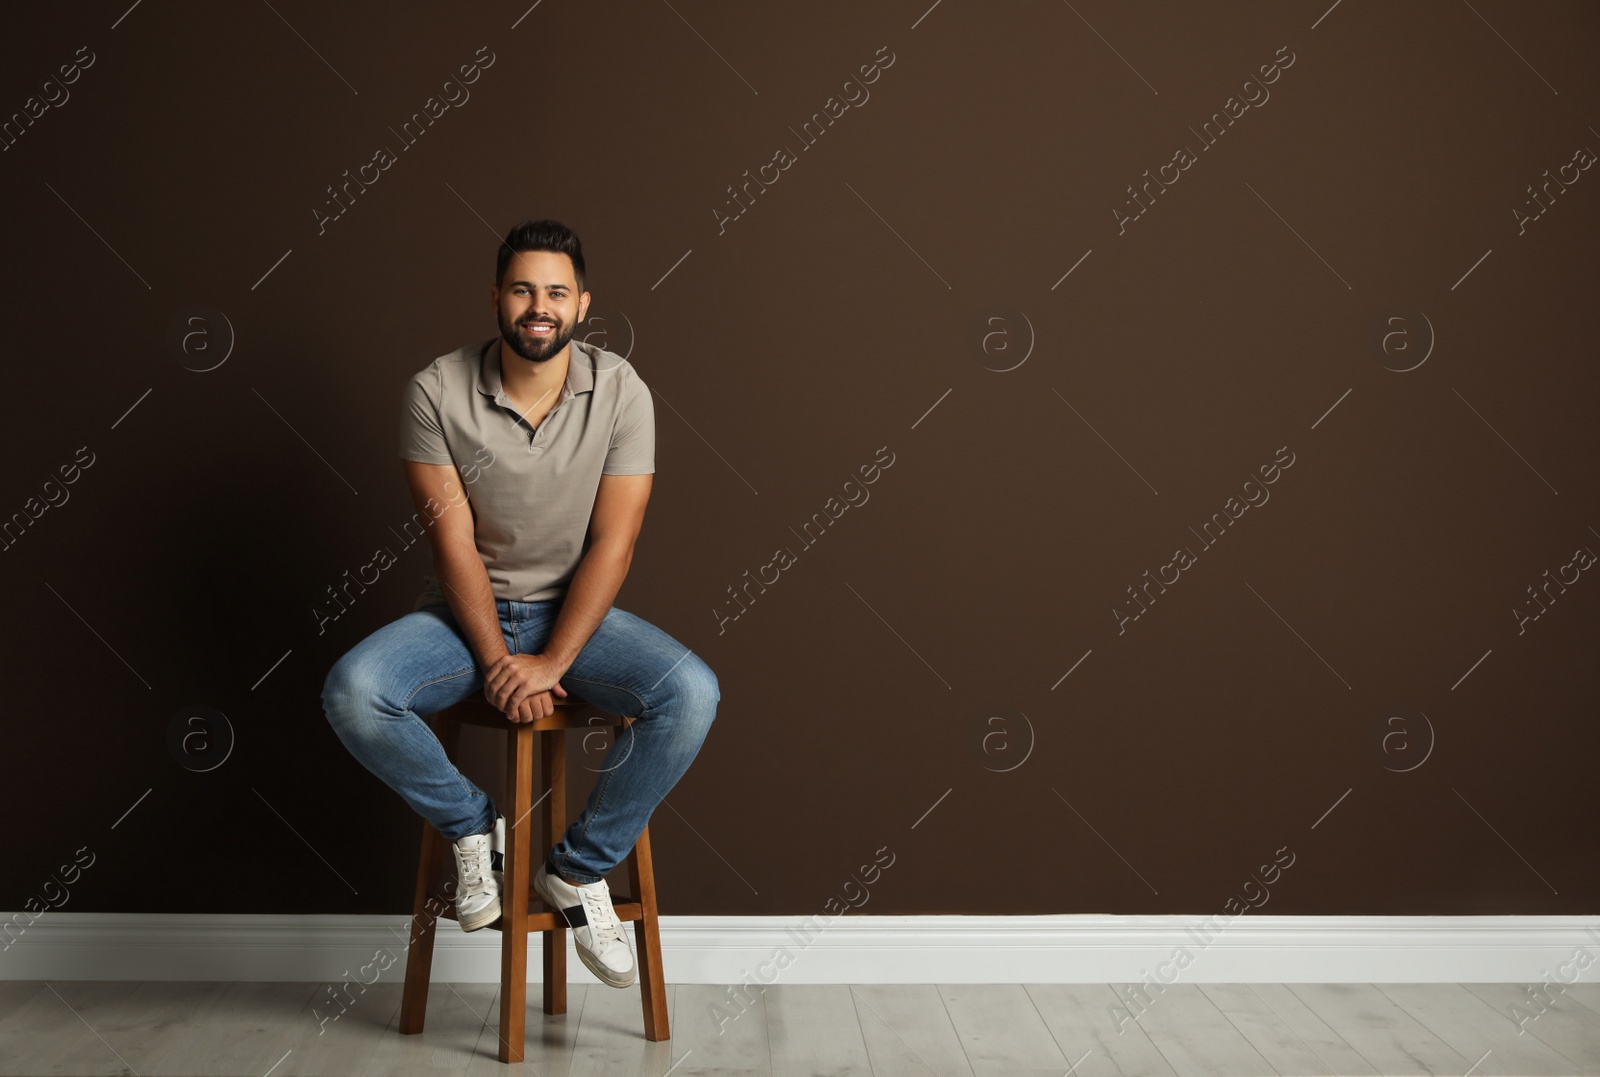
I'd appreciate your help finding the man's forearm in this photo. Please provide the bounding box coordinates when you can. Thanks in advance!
[435,545,509,673]
[542,545,633,674]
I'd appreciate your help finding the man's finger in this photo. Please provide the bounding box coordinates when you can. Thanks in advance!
[486,679,510,710]
[485,662,508,693]
[488,654,521,686]
[505,682,535,712]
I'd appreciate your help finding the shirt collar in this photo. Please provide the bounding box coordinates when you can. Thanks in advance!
[476,334,597,404]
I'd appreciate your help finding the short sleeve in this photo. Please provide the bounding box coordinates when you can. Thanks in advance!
[399,366,454,465]
[603,372,655,475]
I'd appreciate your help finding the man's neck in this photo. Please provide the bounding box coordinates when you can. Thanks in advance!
[499,340,570,414]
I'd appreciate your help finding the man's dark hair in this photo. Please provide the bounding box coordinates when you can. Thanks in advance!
[496,219,586,295]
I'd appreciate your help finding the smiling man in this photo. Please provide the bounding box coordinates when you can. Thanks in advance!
[322,219,720,989]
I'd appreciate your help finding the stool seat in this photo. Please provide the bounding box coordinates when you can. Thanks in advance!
[397,693,669,1062]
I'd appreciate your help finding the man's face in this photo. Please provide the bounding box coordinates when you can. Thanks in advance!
[495,249,588,363]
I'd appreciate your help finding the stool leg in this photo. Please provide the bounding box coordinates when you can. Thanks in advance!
[498,722,534,1065]
[541,727,568,1016]
[399,715,459,1036]
[398,818,447,1034]
[628,824,670,1041]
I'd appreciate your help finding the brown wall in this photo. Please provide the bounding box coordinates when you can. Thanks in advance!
[2,2,1596,921]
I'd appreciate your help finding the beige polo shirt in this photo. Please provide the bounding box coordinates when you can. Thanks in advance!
[399,335,655,609]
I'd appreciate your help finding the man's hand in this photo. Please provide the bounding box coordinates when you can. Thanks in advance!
[485,653,569,723]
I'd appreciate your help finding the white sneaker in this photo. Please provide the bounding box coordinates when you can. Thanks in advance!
[451,816,504,932]
[533,863,637,987]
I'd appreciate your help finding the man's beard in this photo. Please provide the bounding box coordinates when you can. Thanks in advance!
[501,313,574,363]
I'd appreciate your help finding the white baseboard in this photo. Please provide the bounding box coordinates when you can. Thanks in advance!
[3,913,1598,984]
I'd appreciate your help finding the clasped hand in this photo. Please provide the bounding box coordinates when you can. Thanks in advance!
[484,653,568,724]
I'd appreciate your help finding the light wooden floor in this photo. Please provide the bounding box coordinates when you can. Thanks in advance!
[1,980,1597,1076]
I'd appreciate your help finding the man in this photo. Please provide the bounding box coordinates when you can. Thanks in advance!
[322,219,720,989]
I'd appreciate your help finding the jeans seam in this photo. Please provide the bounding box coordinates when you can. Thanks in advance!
[401,665,477,713]
[560,674,648,719]
[576,759,618,850]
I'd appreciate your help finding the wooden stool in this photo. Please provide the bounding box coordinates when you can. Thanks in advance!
[397,694,669,1062]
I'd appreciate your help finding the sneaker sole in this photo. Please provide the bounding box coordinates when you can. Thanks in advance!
[534,871,637,988]
[458,894,502,932]
[575,942,638,989]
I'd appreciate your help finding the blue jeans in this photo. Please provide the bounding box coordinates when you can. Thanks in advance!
[321,599,720,884]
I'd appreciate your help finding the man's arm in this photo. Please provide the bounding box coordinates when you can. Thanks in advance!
[486,472,653,719]
[546,472,655,670]
[401,459,515,679]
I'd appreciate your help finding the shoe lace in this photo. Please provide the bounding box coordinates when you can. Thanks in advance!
[457,839,490,890]
[580,885,626,946]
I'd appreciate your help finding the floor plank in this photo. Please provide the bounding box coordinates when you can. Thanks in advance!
[469,982,588,1076]
[938,983,1072,1076]
[1286,983,1473,1076]
[851,984,976,1077]
[275,979,403,1077]
[765,984,873,1077]
[1459,983,1600,1075]
[0,982,106,1075]
[142,981,327,1076]
[568,980,680,1077]
[40,980,237,1077]
[359,981,500,1076]
[1111,983,1274,1077]
[671,982,774,1075]
[1024,982,1178,1077]
[1377,982,1585,1077]
[1568,983,1600,1018]
[1200,982,1375,1076]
